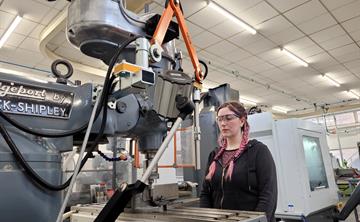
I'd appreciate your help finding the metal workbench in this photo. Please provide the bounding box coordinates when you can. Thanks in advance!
[70,204,267,222]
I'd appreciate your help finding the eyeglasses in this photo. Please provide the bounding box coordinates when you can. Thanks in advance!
[216,114,239,122]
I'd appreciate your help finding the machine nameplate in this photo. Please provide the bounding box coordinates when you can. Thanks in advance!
[0,80,74,119]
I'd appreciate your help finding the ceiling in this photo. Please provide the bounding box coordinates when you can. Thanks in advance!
[0,0,360,116]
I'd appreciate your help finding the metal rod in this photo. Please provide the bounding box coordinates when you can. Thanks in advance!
[141,117,183,183]
[193,88,201,170]
[135,37,149,68]
[56,89,103,222]
[112,137,117,190]
[333,114,345,165]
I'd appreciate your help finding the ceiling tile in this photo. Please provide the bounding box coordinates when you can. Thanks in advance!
[220,48,252,62]
[327,72,352,81]
[257,48,283,61]
[344,59,360,70]
[318,35,353,51]
[255,15,292,36]
[284,0,327,25]
[321,0,357,11]
[342,16,360,33]
[335,51,360,63]
[148,4,164,15]
[266,0,310,13]
[246,62,275,73]
[213,0,262,15]
[350,30,360,41]
[307,52,339,69]
[237,56,265,67]
[319,64,351,75]
[4,32,25,47]
[205,40,238,56]
[259,68,291,81]
[328,43,358,57]
[296,45,324,59]
[268,54,294,67]
[198,50,230,66]
[187,6,225,29]
[285,37,314,51]
[268,27,305,45]
[0,11,15,30]
[190,31,222,49]
[184,21,204,37]
[209,20,244,39]
[331,1,360,22]
[226,63,254,77]
[18,37,40,53]
[336,75,360,84]
[245,37,276,54]
[228,31,264,47]
[240,1,278,26]
[297,13,337,35]
[181,0,208,18]
[310,25,346,43]
[1,0,51,23]
[14,18,37,36]
[29,24,45,39]
[13,48,44,66]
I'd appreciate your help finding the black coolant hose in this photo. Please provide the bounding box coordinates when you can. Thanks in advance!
[0,124,91,191]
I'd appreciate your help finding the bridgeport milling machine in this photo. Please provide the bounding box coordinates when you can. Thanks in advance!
[0,0,268,221]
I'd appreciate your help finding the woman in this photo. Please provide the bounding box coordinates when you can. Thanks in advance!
[200,101,277,222]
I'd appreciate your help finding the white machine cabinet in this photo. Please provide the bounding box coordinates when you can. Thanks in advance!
[248,113,338,220]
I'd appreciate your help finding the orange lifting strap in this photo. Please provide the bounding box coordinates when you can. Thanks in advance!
[150,0,204,86]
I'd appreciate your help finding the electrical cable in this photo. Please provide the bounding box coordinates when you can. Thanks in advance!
[199,59,208,80]
[0,124,92,191]
[118,0,146,25]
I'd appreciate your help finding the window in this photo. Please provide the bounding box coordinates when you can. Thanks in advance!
[302,135,329,191]
[335,112,355,126]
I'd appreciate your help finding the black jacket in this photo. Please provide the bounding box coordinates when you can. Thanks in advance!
[200,139,277,222]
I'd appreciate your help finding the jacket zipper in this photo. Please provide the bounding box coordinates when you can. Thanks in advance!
[220,167,225,209]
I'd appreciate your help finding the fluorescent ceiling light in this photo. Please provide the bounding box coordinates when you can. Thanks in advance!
[280,48,308,67]
[207,1,256,35]
[0,68,49,84]
[0,15,22,48]
[347,90,360,99]
[272,106,288,114]
[322,74,340,87]
[240,97,257,106]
